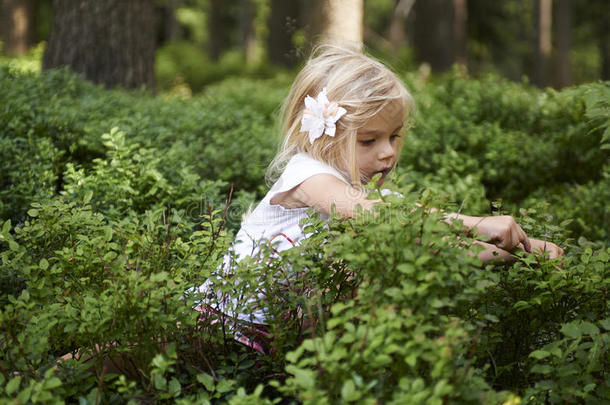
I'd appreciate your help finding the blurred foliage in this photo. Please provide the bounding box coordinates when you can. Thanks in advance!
[156,42,281,93]
[1,0,608,91]
[0,41,43,73]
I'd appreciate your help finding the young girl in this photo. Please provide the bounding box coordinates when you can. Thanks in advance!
[193,45,563,349]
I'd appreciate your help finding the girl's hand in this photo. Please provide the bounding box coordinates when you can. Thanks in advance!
[473,240,516,265]
[466,215,532,253]
[525,238,564,259]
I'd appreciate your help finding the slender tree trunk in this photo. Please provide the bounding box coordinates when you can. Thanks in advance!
[602,35,610,81]
[553,0,571,88]
[241,0,256,63]
[43,0,157,90]
[160,0,182,44]
[532,0,552,87]
[267,0,299,66]
[413,0,454,72]
[453,0,467,68]
[598,1,610,80]
[0,0,35,55]
[386,0,415,51]
[208,0,223,60]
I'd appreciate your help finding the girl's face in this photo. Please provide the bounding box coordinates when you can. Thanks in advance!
[355,101,404,186]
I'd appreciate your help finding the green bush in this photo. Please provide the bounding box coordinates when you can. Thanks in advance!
[0,67,286,230]
[404,71,609,205]
[0,66,609,402]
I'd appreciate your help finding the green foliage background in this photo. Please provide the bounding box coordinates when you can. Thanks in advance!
[0,63,609,403]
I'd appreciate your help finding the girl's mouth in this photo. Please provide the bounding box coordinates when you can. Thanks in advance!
[361,168,393,185]
[376,168,392,177]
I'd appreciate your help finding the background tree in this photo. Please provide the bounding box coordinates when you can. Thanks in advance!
[0,0,35,55]
[42,0,157,90]
[413,0,465,72]
[589,0,610,80]
[553,0,571,88]
[158,0,183,45]
[532,0,553,87]
[304,0,363,48]
[21,0,607,91]
[386,0,415,52]
[453,0,467,67]
[241,0,257,63]
[207,0,240,61]
[267,0,300,66]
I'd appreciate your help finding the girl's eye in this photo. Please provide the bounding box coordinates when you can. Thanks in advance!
[359,139,375,146]
[390,134,401,141]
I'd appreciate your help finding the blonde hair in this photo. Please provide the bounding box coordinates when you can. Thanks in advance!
[266,44,415,188]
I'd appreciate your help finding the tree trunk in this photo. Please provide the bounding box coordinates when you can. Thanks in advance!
[602,33,610,81]
[42,0,157,90]
[208,0,223,60]
[413,0,454,72]
[598,1,610,80]
[0,0,35,55]
[309,0,363,48]
[159,0,182,45]
[532,0,552,87]
[267,0,299,66]
[453,0,467,68]
[386,0,415,51]
[241,0,256,64]
[553,0,571,88]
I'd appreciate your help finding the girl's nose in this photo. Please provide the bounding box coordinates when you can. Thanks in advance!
[378,140,395,160]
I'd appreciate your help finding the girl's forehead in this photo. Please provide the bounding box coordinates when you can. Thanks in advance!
[358,101,404,135]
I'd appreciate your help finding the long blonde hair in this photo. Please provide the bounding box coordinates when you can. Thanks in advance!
[266,44,414,188]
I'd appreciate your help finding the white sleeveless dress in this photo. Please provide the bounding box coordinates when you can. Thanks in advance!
[193,153,350,324]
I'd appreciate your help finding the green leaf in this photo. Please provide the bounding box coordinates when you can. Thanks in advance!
[580,321,600,336]
[39,258,49,270]
[405,353,418,368]
[484,314,499,323]
[529,350,550,360]
[83,190,93,204]
[44,376,62,390]
[153,373,166,390]
[561,322,582,339]
[2,219,11,234]
[341,379,360,402]
[415,255,432,267]
[601,126,610,145]
[20,289,30,302]
[27,209,39,217]
[286,365,315,389]
[513,301,531,311]
[6,376,21,395]
[599,318,610,331]
[531,364,553,375]
[583,383,597,393]
[9,240,19,251]
[557,363,580,377]
[103,251,117,262]
[216,378,234,394]
[168,378,181,396]
[196,373,215,392]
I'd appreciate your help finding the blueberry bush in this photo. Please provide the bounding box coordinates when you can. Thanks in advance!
[0,65,608,403]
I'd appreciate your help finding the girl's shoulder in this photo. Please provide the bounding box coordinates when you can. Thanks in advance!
[270,153,349,197]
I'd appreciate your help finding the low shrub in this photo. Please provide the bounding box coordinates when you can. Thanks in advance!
[0,65,608,402]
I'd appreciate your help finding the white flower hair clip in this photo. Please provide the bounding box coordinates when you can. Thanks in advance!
[300,87,347,144]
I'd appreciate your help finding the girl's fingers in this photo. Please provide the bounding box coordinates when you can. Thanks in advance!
[520,232,532,253]
[519,239,565,259]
